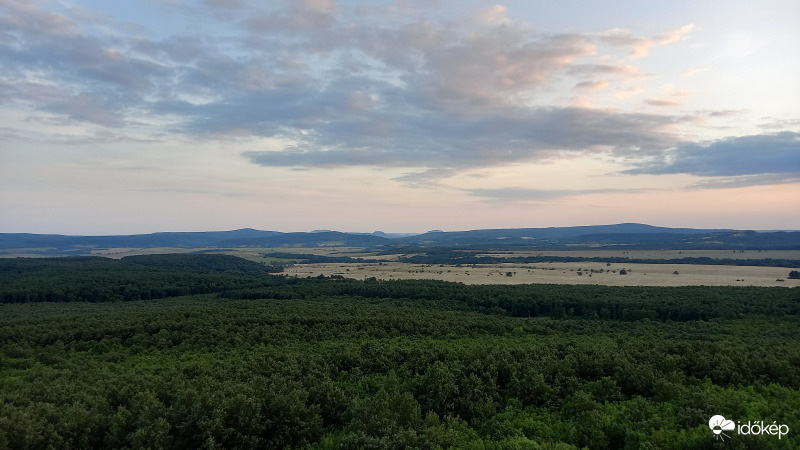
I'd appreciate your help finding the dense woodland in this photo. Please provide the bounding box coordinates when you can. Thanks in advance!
[1,255,798,449]
[392,249,800,269]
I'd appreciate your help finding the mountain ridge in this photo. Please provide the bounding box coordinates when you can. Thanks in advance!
[1,223,798,254]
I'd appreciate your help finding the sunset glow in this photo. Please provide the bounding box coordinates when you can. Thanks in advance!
[1,0,798,234]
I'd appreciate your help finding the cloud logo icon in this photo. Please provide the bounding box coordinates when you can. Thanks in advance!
[709,415,735,440]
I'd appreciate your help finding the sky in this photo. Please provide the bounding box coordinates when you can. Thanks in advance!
[1,0,799,235]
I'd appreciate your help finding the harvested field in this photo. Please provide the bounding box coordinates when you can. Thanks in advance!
[476,249,800,260]
[281,261,800,287]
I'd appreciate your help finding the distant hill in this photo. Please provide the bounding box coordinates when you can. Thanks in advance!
[1,224,798,255]
[0,229,282,251]
[396,223,733,246]
[391,224,800,250]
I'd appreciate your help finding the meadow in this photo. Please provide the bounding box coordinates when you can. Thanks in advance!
[271,247,800,288]
[77,246,800,287]
[282,261,800,287]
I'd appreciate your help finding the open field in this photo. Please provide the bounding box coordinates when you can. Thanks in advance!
[476,249,800,260]
[282,261,800,287]
[2,245,797,262]
[83,247,800,262]
[5,246,798,287]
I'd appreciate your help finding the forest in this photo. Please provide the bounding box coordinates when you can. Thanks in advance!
[392,249,800,269]
[1,255,798,449]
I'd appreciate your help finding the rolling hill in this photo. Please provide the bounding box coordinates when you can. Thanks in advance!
[1,224,798,256]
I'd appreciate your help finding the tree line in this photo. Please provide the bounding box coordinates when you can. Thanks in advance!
[396,250,800,268]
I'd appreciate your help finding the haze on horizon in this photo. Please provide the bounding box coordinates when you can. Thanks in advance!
[1,0,798,235]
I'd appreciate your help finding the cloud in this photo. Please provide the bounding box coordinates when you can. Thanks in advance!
[0,0,664,136]
[644,90,692,107]
[644,98,681,107]
[45,92,127,128]
[616,86,643,99]
[686,173,800,190]
[0,0,75,36]
[567,63,648,78]
[465,187,639,202]
[0,2,172,127]
[202,0,243,9]
[574,80,609,91]
[759,117,800,130]
[386,0,444,17]
[361,27,597,111]
[0,126,25,141]
[708,109,746,118]
[684,67,709,77]
[242,0,340,38]
[626,132,800,177]
[393,168,455,188]
[479,4,510,25]
[569,96,592,108]
[599,24,695,57]
[244,105,684,186]
[2,1,793,193]
[652,24,697,45]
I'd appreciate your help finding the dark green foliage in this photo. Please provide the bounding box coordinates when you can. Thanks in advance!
[122,253,273,272]
[1,256,799,448]
[223,279,800,322]
[0,255,281,303]
[396,249,800,268]
[263,252,378,264]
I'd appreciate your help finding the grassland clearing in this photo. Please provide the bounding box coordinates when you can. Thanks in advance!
[8,245,798,287]
[282,261,800,287]
[476,249,800,260]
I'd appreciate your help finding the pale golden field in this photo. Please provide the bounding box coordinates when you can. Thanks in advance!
[281,261,800,287]
[6,246,795,265]
[477,249,800,260]
[7,246,796,287]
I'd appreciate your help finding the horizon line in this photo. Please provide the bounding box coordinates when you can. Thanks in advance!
[2,223,799,237]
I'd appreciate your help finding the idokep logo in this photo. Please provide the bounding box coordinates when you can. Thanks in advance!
[708,415,790,441]
[708,415,735,440]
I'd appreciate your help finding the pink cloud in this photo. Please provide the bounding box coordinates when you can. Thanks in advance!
[644,98,681,107]
[0,0,75,36]
[574,80,609,91]
[600,24,695,57]
[479,4,510,25]
[616,86,643,99]
[644,90,692,107]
